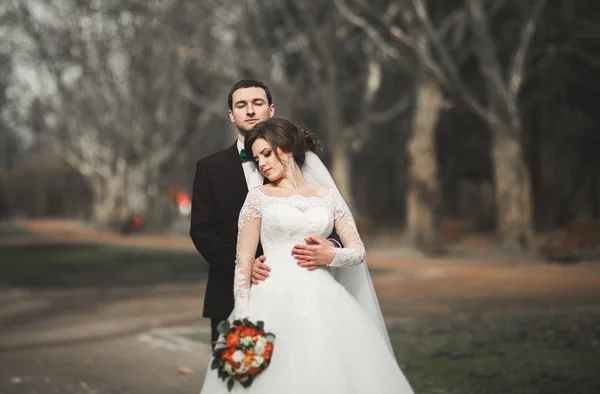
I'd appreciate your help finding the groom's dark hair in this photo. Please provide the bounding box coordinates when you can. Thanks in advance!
[228,79,273,110]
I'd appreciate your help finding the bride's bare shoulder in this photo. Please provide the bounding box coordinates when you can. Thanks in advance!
[254,185,273,194]
[251,185,279,197]
[298,184,330,198]
[315,185,331,197]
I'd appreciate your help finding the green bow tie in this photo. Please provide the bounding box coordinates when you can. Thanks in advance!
[239,148,249,163]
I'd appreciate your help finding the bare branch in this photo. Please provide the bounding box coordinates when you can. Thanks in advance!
[438,9,466,42]
[411,0,463,90]
[488,0,509,16]
[294,2,337,82]
[382,2,402,24]
[332,0,412,67]
[278,4,322,89]
[507,0,547,102]
[186,56,238,85]
[410,0,492,121]
[366,94,411,124]
[361,58,382,109]
[465,0,508,105]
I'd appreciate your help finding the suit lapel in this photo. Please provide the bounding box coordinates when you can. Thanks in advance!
[225,142,249,197]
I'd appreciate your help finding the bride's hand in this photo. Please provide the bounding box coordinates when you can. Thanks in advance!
[292,235,336,270]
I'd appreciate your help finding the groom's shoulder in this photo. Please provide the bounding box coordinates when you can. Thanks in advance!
[196,143,236,168]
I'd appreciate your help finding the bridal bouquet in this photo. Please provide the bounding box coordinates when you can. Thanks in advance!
[211,319,276,391]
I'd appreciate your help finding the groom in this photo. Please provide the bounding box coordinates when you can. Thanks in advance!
[190,79,340,346]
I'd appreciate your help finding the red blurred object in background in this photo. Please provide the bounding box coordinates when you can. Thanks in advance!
[121,213,145,234]
[130,214,144,229]
[176,191,190,207]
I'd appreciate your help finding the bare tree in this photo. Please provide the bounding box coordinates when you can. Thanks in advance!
[333,0,461,247]
[225,0,409,214]
[11,0,222,224]
[0,4,30,170]
[335,0,546,252]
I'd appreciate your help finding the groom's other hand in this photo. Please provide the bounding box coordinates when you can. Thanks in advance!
[293,235,336,270]
[251,256,270,285]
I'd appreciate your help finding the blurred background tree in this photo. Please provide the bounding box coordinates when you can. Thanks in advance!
[1,0,598,255]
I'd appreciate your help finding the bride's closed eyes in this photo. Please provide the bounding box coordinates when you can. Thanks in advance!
[254,149,272,164]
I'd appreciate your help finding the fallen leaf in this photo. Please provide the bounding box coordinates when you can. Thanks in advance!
[178,367,194,375]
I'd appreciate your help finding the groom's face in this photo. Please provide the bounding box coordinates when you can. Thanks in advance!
[229,87,275,134]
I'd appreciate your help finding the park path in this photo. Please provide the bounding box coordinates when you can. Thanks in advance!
[12,219,600,317]
[1,219,600,393]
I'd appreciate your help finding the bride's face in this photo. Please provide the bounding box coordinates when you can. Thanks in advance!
[252,138,288,182]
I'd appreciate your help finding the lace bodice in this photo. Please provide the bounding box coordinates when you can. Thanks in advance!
[232,187,366,319]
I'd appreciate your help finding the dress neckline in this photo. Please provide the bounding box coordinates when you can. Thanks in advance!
[254,187,332,200]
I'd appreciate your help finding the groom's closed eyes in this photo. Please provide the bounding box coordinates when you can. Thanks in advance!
[235,98,266,109]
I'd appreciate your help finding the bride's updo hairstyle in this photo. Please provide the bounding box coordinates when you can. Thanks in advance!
[245,117,322,168]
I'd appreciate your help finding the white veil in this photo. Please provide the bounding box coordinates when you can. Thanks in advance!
[302,151,394,354]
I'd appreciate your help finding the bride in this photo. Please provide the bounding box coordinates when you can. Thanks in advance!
[200,118,415,393]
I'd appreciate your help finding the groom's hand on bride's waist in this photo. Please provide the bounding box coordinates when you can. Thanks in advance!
[251,255,270,285]
[292,235,336,270]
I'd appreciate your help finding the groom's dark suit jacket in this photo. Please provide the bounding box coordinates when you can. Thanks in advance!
[190,143,256,319]
[190,142,341,319]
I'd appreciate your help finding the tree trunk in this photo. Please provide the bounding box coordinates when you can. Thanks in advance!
[323,84,356,212]
[90,180,122,224]
[406,71,442,249]
[331,143,353,210]
[36,184,46,217]
[89,162,127,225]
[491,128,536,252]
[593,170,600,219]
[126,165,151,215]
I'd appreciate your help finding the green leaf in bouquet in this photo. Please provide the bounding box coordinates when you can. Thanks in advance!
[215,344,227,356]
[227,378,234,392]
[257,321,265,332]
[241,376,254,388]
[242,318,254,328]
[265,333,276,342]
[216,320,230,335]
[210,357,220,370]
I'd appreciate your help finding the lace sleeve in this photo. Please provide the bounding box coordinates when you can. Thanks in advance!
[328,188,366,267]
[232,188,262,319]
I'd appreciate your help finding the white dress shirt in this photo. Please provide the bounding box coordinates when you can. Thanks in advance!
[237,139,264,189]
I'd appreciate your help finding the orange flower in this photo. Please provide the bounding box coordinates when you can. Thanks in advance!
[263,342,274,359]
[221,347,236,363]
[212,321,274,389]
[232,325,243,337]
[241,328,258,337]
[226,333,240,348]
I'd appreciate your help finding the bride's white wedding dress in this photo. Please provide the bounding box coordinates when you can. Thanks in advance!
[200,187,415,394]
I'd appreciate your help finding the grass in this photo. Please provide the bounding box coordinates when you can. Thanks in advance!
[0,220,30,237]
[0,242,207,288]
[180,310,600,394]
[391,309,600,394]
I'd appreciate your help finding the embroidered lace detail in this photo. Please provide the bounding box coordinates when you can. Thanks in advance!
[238,187,263,229]
[254,188,333,212]
[231,186,366,318]
[232,188,262,319]
[327,188,366,268]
